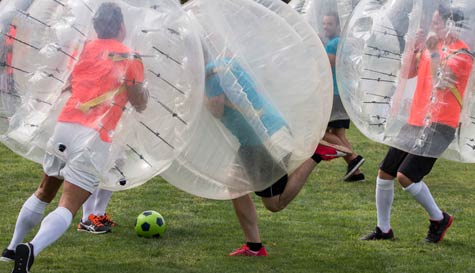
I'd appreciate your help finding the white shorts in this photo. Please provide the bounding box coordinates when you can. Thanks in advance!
[43,122,111,193]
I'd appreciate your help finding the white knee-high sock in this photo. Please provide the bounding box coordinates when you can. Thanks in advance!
[93,189,113,216]
[376,177,394,233]
[404,181,443,221]
[82,190,98,222]
[7,195,48,250]
[30,207,72,256]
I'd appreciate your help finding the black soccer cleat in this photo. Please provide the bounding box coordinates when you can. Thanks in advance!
[361,226,395,241]
[1,248,15,262]
[343,155,365,180]
[425,212,453,243]
[11,243,34,273]
[344,173,366,182]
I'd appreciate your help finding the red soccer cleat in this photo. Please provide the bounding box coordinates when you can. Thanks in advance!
[314,142,347,161]
[229,244,268,257]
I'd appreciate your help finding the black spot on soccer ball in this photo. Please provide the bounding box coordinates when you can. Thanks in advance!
[141,222,150,232]
[143,211,152,216]
[156,217,163,226]
[153,233,161,238]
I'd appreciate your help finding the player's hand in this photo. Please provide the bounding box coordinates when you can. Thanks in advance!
[414,29,426,51]
[425,32,438,52]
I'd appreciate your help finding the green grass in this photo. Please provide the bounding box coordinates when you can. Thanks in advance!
[1,127,475,273]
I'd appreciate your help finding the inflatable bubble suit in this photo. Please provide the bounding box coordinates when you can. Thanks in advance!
[289,0,361,42]
[161,0,332,200]
[0,0,204,190]
[290,0,361,123]
[337,0,475,162]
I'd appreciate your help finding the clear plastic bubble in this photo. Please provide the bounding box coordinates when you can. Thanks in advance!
[160,0,332,200]
[337,0,475,162]
[0,0,204,190]
[0,0,33,134]
[289,0,361,43]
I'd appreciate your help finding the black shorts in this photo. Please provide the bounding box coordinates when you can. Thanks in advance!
[328,119,350,129]
[380,147,438,182]
[255,174,289,197]
[236,145,288,198]
[393,123,456,157]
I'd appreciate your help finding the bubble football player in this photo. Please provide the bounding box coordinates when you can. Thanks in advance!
[321,11,366,182]
[362,5,473,242]
[203,54,346,256]
[2,3,148,272]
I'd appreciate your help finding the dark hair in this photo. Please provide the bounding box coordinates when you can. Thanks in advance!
[324,11,340,26]
[438,4,464,28]
[93,2,124,39]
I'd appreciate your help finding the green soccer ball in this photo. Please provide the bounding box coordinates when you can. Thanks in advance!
[135,210,166,238]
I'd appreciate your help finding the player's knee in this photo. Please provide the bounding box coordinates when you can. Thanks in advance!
[35,187,57,203]
[378,169,394,180]
[396,172,413,187]
[263,200,285,213]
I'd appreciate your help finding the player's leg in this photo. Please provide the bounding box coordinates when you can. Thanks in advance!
[78,188,114,233]
[261,159,317,212]
[397,154,452,243]
[2,174,62,262]
[229,194,267,256]
[260,143,343,212]
[361,147,405,240]
[11,181,91,273]
[31,182,90,255]
[325,121,365,181]
[80,188,98,224]
[93,189,116,227]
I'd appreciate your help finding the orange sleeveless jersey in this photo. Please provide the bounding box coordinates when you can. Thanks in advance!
[58,39,144,142]
[6,25,16,74]
[408,40,473,128]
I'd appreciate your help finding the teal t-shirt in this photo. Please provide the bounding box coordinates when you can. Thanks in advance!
[205,58,287,146]
[325,36,340,96]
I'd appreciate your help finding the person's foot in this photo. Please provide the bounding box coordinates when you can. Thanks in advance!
[1,248,15,262]
[425,212,453,243]
[77,214,111,234]
[98,213,117,227]
[344,172,365,182]
[361,227,395,240]
[229,244,268,256]
[343,155,365,180]
[11,243,34,273]
[314,143,347,161]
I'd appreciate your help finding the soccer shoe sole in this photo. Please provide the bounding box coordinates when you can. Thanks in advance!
[343,157,366,180]
[319,139,352,155]
[434,215,454,243]
[11,243,33,273]
[77,223,110,234]
[0,256,14,262]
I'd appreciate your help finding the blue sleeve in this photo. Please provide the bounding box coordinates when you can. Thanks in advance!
[325,38,339,55]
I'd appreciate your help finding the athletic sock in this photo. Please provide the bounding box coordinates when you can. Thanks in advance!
[30,207,72,256]
[7,194,48,250]
[82,190,98,222]
[246,242,263,251]
[404,181,443,221]
[93,189,113,216]
[311,154,322,164]
[376,177,394,233]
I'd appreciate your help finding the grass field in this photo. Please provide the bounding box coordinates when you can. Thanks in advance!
[1,127,475,273]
